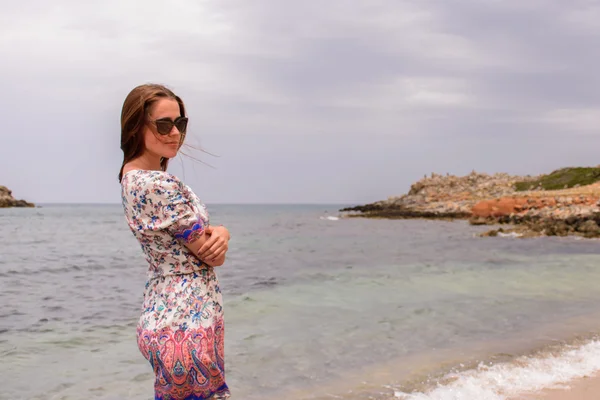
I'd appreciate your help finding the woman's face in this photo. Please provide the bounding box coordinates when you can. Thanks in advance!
[143,98,186,160]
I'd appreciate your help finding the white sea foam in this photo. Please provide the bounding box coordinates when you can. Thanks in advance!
[320,215,340,221]
[498,231,523,238]
[394,340,600,400]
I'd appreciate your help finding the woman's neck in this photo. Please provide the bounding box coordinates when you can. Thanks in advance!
[128,153,163,172]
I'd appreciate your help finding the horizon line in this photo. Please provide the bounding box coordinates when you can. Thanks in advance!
[32,202,357,206]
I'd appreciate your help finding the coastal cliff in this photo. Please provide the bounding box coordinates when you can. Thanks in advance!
[340,171,538,219]
[471,184,600,238]
[340,167,600,238]
[0,186,35,208]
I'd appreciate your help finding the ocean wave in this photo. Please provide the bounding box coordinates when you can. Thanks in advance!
[320,215,340,221]
[0,263,112,278]
[394,339,600,400]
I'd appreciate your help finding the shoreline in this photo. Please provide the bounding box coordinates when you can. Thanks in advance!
[393,333,600,400]
[516,373,600,399]
[389,311,600,400]
[259,311,600,400]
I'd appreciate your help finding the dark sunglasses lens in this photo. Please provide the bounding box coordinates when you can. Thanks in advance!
[175,118,188,133]
[155,120,174,135]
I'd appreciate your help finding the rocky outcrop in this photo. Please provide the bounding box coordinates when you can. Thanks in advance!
[478,214,600,239]
[469,183,600,238]
[340,169,600,238]
[471,194,600,220]
[340,171,538,219]
[0,186,35,208]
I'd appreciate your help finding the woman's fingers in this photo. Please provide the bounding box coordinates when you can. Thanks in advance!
[208,242,228,261]
[198,236,219,258]
[198,236,217,258]
[200,238,226,259]
[210,249,225,262]
[197,226,230,262]
[214,242,228,258]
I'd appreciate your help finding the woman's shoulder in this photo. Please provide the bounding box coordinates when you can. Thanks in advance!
[121,170,188,209]
[121,169,183,191]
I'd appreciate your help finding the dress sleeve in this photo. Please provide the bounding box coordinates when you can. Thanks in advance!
[135,173,206,244]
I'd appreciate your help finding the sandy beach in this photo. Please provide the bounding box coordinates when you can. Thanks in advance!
[516,374,600,399]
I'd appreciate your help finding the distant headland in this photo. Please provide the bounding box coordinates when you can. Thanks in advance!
[0,186,35,208]
[340,167,600,239]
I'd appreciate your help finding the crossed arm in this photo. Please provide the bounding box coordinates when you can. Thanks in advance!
[183,225,231,267]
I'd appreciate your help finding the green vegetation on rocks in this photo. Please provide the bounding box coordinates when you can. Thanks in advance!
[514,167,600,192]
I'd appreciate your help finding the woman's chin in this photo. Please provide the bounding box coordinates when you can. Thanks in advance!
[162,149,179,159]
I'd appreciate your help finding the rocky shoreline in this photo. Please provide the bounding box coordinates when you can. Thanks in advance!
[340,168,600,238]
[476,213,600,239]
[0,186,35,208]
[340,171,537,220]
[469,189,600,238]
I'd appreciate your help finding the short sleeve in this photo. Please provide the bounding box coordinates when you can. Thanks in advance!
[132,172,206,244]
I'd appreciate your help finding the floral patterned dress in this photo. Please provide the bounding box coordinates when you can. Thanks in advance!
[121,169,230,400]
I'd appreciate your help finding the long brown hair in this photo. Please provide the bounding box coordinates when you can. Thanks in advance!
[118,83,187,181]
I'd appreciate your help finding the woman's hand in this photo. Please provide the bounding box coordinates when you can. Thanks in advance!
[197,225,230,263]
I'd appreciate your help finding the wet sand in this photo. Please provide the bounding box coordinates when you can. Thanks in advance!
[516,374,600,400]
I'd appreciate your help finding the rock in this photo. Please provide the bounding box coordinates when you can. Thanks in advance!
[481,229,500,237]
[471,197,532,218]
[472,194,600,226]
[565,215,580,225]
[341,171,538,220]
[490,214,600,239]
[0,186,35,208]
[546,220,570,236]
[479,226,543,239]
[577,220,600,236]
[340,168,600,240]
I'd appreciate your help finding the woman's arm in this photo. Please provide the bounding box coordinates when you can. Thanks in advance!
[142,174,229,266]
[203,253,226,267]
[181,225,229,267]
[198,225,230,259]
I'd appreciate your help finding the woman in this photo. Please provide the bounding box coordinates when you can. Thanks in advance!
[119,83,231,399]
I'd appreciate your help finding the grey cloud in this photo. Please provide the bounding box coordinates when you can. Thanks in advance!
[1,0,599,204]
[429,0,600,108]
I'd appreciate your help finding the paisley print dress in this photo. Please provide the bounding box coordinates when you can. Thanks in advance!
[121,170,230,400]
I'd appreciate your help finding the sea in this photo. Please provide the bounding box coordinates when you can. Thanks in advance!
[1,204,600,400]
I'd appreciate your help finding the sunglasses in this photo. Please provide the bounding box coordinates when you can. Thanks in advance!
[149,116,189,135]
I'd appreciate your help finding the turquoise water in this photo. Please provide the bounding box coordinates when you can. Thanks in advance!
[1,204,600,399]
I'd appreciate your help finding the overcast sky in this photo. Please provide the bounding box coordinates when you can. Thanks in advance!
[1,0,600,204]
